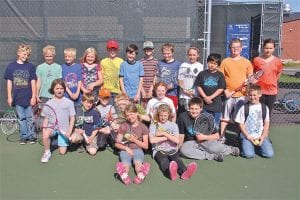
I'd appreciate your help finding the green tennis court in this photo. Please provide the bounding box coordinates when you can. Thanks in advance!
[0,125,299,200]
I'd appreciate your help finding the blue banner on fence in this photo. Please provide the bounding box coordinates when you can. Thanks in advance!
[226,24,251,59]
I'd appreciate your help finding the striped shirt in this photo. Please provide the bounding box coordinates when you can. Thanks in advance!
[140,57,158,93]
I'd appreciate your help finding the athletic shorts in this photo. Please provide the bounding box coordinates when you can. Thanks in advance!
[51,130,69,147]
[222,96,245,122]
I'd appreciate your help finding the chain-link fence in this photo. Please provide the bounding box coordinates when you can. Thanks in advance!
[1,0,298,125]
[273,68,300,124]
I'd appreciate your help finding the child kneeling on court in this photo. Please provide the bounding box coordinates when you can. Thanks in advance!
[235,84,274,158]
[115,104,150,185]
[69,93,110,155]
[149,104,197,181]
[41,79,75,163]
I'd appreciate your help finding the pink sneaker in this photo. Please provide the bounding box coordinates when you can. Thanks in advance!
[116,162,131,185]
[181,162,197,180]
[133,162,151,184]
[169,161,178,181]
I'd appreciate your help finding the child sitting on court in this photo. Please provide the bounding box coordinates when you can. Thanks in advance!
[178,97,240,162]
[115,104,150,185]
[70,93,110,155]
[235,84,274,158]
[149,104,197,181]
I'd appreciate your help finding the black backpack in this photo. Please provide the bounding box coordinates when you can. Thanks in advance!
[244,102,267,124]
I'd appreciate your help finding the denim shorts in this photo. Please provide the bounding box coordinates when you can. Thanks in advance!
[119,148,144,165]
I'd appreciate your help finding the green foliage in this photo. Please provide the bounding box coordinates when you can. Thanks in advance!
[279,74,300,83]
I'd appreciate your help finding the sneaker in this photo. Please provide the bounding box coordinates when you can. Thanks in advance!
[181,162,198,180]
[219,136,226,144]
[231,147,240,157]
[214,153,224,162]
[169,161,178,181]
[134,162,151,184]
[19,139,27,145]
[116,162,131,185]
[29,138,37,144]
[77,144,85,153]
[41,152,52,163]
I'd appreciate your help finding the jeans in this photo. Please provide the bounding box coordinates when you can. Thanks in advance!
[204,110,222,131]
[240,134,274,158]
[120,148,144,165]
[15,105,36,140]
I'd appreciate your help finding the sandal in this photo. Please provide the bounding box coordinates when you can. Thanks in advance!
[116,162,131,185]
[133,162,151,184]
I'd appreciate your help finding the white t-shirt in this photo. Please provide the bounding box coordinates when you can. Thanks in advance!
[178,61,203,99]
[146,97,176,116]
[235,103,269,138]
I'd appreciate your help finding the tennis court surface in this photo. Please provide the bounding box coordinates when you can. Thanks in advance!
[0,125,299,200]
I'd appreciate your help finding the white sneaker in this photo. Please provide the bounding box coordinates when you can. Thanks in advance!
[41,152,51,163]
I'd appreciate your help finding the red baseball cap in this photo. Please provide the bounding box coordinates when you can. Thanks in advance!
[106,40,119,49]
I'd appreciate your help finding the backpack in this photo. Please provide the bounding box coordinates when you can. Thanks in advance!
[244,102,267,124]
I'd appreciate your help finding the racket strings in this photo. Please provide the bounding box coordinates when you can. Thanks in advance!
[193,114,215,134]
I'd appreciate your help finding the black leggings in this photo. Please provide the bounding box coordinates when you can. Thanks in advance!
[154,151,186,178]
[260,94,277,115]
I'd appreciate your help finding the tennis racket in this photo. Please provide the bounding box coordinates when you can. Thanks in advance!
[0,108,19,135]
[41,104,70,141]
[235,70,264,92]
[154,125,178,155]
[192,112,215,135]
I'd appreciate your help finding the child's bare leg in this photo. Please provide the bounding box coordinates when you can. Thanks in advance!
[59,146,67,155]
[42,129,52,151]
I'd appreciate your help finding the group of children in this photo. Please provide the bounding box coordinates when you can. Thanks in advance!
[4,37,282,185]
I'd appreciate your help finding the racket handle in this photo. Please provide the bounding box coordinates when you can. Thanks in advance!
[59,130,71,141]
[83,132,88,142]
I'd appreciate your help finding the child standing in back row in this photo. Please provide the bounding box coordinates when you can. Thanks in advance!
[140,41,158,107]
[195,53,226,130]
[178,47,203,113]
[62,48,82,105]
[119,44,144,102]
[80,47,103,104]
[101,40,124,100]
[36,45,62,103]
[4,43,37,144]
[156,43,181,110]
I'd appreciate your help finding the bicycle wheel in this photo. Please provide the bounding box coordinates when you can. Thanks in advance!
[1,111,19,135]
[283,91,300,113]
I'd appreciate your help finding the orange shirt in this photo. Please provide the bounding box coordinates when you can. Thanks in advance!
[252,56,283,95]
[220,57,253,97]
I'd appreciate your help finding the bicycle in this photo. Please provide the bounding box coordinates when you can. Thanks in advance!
[0,108,19,135]
[274,91,300,113]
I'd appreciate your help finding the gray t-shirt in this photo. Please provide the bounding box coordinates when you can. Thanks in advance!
[42,97,75,133]
[149,120,179,157]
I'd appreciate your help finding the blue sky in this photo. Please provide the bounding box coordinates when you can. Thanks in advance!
[285,0,300,12]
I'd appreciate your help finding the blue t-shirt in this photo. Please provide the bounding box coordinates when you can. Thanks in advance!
[157,60,181,96]
[4,60,36,106]
[119,60,144,98]
[62,63,82,103]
